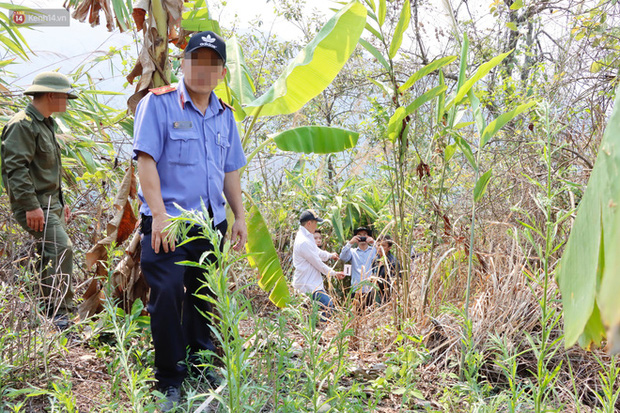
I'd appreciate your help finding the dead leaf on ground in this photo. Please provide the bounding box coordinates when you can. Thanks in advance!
[78,278,105,320]
[111,232,149,312]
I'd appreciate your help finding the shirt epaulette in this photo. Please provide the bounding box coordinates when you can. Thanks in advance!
[149,85,177,95]
[219,98,235,112]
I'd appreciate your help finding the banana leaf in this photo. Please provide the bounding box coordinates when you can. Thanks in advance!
[246,202,290,308]
[226,36,256,105]
[244,1,367,117]
[558,85,620,350]
[272,126,359,154]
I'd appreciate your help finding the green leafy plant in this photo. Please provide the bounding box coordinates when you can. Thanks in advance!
[514,102,573,412]
[592,354,620,413]
[241,2,367,118]
[449,33,536,376]
[169,206,269,412]
[373,332,427,409]
[489,333,532,412]
[557,84,620,351]
[360,0,457,320]
[96,299,153,411]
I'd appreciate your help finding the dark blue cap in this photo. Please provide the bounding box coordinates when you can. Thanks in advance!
[185,31,226,63]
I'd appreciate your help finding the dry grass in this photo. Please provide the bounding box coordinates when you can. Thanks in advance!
[2,190,618,412]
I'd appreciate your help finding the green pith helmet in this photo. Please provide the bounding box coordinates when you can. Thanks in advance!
[24,71,77,99]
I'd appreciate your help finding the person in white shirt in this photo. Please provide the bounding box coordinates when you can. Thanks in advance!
[292,209,345,319]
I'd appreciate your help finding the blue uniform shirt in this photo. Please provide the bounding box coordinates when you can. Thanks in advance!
[133,78,246,225]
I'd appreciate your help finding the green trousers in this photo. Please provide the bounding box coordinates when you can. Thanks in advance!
[15,208,74,315]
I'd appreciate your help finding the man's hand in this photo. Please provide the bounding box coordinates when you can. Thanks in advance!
[331,252,339,260]
[230,219,247,251]
[348,236,359,245]
[26,208,45,232]
[64,205,71,224]
[334,271,346,280]
[137,152,170,253]
[151,213,175,254]
[366,236,375,245]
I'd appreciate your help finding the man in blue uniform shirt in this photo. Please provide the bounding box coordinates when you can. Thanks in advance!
[132,31,247,410]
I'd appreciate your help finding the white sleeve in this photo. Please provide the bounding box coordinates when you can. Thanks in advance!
[299,244,332,275]
[318,249,331,261]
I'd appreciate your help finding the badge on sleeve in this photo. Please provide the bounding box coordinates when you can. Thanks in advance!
[173,121,193,129]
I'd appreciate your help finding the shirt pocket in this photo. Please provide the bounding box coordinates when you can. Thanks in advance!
[36,133,56,168]
[215,133,230,169]
[168,130,199,166]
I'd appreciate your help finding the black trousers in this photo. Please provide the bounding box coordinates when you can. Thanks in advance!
[140,218,227,388]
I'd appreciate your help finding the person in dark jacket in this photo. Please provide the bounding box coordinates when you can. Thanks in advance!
[372,235,400,304]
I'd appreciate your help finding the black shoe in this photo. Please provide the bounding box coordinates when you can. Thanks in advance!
[159,385,181,412]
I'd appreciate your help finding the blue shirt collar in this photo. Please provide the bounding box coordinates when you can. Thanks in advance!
[178,77,224,116]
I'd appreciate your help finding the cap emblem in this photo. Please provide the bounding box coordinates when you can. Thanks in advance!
[200,35,217,47]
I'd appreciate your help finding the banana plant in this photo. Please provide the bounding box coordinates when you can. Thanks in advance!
[213,1,368,307]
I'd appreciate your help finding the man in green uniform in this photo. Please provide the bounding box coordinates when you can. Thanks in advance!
[1,71,76,326]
